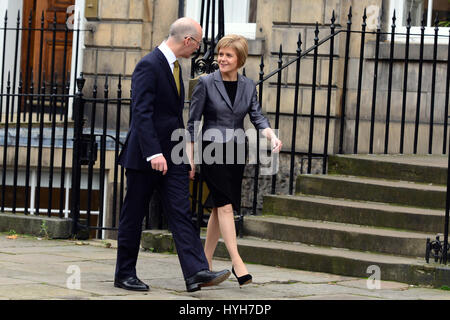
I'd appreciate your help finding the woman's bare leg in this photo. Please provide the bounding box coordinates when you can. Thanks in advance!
[216,204,248,277]
[204,207,220,270]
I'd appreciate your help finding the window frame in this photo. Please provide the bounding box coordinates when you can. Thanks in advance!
[185,0,257,40]
[389,0,449,44]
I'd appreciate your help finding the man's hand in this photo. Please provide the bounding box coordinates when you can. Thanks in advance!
[189,162,196,180]
[151,155,168,175]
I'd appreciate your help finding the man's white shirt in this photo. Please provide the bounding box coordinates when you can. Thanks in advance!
[146,41,179,162]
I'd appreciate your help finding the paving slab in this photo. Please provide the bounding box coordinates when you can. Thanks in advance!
[0,283,94,300]
[335,279,410,290]
[0,234,450,301]
[297,294,384,300]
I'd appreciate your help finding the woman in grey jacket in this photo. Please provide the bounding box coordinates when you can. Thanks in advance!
[187,34,282,286]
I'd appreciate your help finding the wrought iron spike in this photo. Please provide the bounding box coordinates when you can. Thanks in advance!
[76,72,85,92]
[392,10,396,28]
[331,9,336,25]
[407,11,411,28]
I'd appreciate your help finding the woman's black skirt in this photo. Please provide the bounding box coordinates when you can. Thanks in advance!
[200,140,247,212]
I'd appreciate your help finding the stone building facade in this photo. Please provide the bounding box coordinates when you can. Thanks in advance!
[76,0,450,215]
[0,0,447,232]
[81,0,449,154]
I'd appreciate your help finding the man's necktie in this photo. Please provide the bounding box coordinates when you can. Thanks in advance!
[173,60,180,95]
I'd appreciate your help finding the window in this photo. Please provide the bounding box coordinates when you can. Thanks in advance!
[390,0,450,43]
[185,0,257,39]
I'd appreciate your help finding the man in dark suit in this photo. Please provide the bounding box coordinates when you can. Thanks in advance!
[114,17,230,292]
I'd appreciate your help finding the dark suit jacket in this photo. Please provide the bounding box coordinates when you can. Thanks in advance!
[187,70,270,143]
[119,47,185,170]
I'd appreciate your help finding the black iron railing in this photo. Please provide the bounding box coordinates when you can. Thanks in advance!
[0,6,449,266]
[251,7,449,263]
[0,9,82,217]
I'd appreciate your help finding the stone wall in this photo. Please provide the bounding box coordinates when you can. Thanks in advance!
[82,0,179,130]
[240,153,324,215]
[76,0,450,229]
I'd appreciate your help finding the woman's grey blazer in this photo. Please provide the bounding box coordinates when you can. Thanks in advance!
[187,70,270,143]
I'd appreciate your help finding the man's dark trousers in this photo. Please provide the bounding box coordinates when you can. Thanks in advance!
[115,164,209,280]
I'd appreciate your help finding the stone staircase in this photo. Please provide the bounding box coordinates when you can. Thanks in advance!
[142,154,450,287]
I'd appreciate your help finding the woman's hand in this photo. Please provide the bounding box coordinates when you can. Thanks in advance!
[271,137,282,153]
[262,127,282,153]
[188,141,196,180]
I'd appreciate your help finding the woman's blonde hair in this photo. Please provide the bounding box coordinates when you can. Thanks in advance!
[217,34,248,69]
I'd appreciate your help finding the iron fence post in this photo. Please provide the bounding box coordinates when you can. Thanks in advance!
[71,74,85,236]
[338,6,352,154]
[444,134,450,264]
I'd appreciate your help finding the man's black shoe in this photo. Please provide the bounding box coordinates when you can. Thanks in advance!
[114,276,150,291]
[185,269,231,292]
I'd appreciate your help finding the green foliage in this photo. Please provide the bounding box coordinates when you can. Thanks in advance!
[39,220,50,239]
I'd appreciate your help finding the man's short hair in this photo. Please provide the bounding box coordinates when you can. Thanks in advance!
[217,34,249,69]
[169,18,199,42]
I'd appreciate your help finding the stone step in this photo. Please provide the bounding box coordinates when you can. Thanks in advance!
[243,215,433,258]
[262,194,445,233]
[296,174,447,209]
[328,154,448,185]
[140,229,450,288]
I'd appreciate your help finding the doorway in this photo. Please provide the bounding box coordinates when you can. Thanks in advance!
[20,0,75,114]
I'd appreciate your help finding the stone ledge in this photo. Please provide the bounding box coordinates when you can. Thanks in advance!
[140,229,450,288]
[0,212,72,239]
[365,41,448,61]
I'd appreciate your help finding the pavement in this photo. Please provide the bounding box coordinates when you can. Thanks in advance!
[1,232,450,301]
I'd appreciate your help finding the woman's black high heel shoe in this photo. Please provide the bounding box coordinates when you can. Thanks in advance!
[232,267,252,286]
